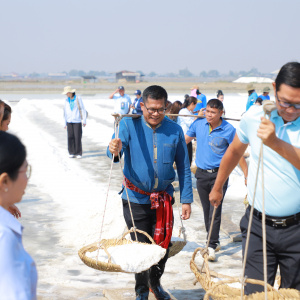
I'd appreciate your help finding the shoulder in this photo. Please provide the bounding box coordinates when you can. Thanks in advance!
[163,117,184,132]
[221,119,236,133]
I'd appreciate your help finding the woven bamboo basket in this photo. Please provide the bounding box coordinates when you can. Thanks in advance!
[78,227,184,273]
[78,228,158,273]
[190,247,300,300]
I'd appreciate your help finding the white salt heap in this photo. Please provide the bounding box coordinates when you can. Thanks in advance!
[86,242,166,273]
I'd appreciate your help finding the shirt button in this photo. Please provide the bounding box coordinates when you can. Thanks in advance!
[154,160,157,163]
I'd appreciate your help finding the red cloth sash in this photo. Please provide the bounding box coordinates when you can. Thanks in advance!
[124,177,173,249]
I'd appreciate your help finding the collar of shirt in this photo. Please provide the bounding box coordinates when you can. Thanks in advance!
[68,95,76,103]
[206,118,225,133]
[142,115,163,130]
[0,206,23,236]
[271,109,300,127]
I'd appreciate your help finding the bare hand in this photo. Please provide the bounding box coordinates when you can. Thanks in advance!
[181,203,191,220]
[198,108,205,117]
[209,188,223,208]
[83,124,86,127]
[109,138,122,156]
[8,204,21,219]
[257,117,277,147]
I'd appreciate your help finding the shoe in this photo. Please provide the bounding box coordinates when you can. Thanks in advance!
[69,154,75,158]
[215,243,221,252]
[208,247,216,261]
[136,291,149,300]
[149,286,171,300]
[76,155,82,159]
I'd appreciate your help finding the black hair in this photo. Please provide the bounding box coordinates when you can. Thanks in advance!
[2,103,12,122]
[275,62,300,91]
[216,90,223,97]
[142,85,168,105]
[248,90,255,96]
[182,96,197,108]
[184,94,189,102]
[255,97,263,105]
[71,92,76,98]
[207,98,224,111]
[0,132,26,181]
[196,89,201,95]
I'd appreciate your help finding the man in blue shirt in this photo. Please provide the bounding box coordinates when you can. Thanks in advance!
[131,89,143,115]
[245,83,258,111]
[192,87,207,114]
[185,99,247,261]
[259,86,271,101]
[210,62,300,294]
[109,86,132,114]
[108,85,193,300]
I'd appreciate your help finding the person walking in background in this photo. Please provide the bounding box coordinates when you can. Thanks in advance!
[255,97,263,106]
[1,103,12,132]
[191,85,207,114]
[131,89,143,115]
[167,100,182,122]
[259,86,271,101]
[209,62,300,294]
[185,99,248,261]
[0,131,37,299]
[63,86,87,159]
[245,83,258,111]
[177,96,197,165]
[109,86,132,114]
[217,90,225,115]
[108,85,192,300]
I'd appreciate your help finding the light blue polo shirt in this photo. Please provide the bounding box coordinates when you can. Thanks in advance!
[186,118,235,169]
[237,106,300,216]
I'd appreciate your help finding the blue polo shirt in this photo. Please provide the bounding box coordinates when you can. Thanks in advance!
[237,106,300,216]
[259,94,270,101]
[246,91,258,111]
[186,118,236,169]
[193,94,207,113]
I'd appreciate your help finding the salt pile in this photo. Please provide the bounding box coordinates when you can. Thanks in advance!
[86,242,166,273]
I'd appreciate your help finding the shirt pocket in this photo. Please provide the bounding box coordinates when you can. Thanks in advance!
[209,136,228,155]
[163,144,175,163]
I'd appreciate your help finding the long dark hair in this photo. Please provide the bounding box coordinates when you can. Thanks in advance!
[0,132,26,180]
[182,96,197,109]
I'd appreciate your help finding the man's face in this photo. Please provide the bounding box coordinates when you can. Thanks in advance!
[135,94,141,99]
[273,82,300,122]
[119,89,125,96]
[141,98,165,128]
[205,105,223,125]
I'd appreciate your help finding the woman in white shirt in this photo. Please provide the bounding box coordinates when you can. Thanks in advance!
[177,96,197,165]
[0,132,37,299]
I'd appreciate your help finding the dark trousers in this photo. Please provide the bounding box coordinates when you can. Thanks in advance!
[122,200,170,292]
[187,142,193,166]
[240,207,300,294]
[67,123,82,156]
[195,168,228,249]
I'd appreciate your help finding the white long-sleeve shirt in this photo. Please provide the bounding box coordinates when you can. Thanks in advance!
[64,95,87,126]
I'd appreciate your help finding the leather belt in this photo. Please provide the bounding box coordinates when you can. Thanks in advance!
[249,206,300,228]
[198,167,219,173]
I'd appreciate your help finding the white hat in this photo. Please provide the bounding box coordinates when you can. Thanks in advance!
[62,86,76,95]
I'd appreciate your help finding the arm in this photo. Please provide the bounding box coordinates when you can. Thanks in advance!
[175,132,193,220]
[209,134,248,207]
[78,97,87,126]
[238,156,248,185]
[63,100,67,128]
[258,116,300,170]
[109,89,119,99]
[185,134,194,144]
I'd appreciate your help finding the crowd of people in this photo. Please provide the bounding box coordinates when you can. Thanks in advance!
[0,61,299,299]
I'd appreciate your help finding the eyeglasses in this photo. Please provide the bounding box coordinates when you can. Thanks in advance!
[276,92,300,109]
[143,103,166,114]
[19,164,32,180]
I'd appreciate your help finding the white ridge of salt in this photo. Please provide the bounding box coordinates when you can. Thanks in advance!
[86,243,166,273]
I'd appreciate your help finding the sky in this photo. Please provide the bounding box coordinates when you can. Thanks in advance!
[1,0,300,75]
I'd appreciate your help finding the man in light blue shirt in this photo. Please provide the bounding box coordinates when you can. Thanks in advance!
[109,85,132,114]
[259,86,271,101]
[245,83,258,111]
[210,62,300,294]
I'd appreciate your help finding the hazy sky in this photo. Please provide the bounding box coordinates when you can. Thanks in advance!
[1,0,300,74]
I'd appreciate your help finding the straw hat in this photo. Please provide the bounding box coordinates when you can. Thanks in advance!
[246,83,255,91]
[263,86,271,93]
[191,85,199,90]
[62,86,76,95]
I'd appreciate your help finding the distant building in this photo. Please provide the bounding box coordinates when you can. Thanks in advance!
[81,75,97,83]
[116,70,144,83]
